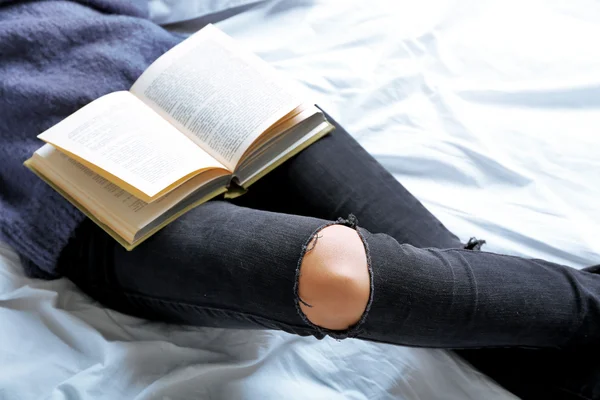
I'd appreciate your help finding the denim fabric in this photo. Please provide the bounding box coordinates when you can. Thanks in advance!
[60,115,600,399]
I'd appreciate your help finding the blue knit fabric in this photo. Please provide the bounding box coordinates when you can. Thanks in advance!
[0,0,181,278]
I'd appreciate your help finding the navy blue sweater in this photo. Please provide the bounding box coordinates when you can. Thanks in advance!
[0,0,181,277]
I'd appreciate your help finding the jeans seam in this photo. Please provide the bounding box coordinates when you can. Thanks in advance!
[83,282,318,335]
[557,278,588,350]
[293,214,374,340]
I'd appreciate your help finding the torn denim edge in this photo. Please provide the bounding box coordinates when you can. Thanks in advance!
[293,214,374,340]
[464,237,486,251]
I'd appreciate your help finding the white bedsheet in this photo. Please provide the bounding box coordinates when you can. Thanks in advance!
[2,0,600,399]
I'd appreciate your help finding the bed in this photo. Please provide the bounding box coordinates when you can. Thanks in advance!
[1,0,599,398]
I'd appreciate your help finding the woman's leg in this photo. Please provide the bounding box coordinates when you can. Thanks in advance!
[63,193,600,349]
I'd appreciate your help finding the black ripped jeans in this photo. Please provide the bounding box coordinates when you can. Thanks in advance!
[60,115,600,399]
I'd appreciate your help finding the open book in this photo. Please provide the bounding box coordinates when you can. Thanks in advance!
[25,24,333,249]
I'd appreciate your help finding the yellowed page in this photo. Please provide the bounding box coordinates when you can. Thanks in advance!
[37,91,226,202]
[237,122,333,188]
[31,144,229,241]
[130,24,302,171]
[239,105,320,166]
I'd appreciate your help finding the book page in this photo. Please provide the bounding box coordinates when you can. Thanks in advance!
[32,144,229,241]
[130,24,302,171]
[38,91,226,202]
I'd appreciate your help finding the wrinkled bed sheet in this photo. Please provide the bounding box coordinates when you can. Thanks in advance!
[2,0,600,398]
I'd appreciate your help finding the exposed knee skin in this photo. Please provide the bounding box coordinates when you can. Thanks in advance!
[298,224,370,331]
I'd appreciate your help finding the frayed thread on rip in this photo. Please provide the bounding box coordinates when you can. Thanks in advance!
[293,214,374,341]
[465,237,486,251]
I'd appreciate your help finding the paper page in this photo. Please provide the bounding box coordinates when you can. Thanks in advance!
[130,24,301,170]
[32,144,228,240]
[38,91,225,201]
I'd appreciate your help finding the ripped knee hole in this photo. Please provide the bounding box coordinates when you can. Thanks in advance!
[295,223,371,332]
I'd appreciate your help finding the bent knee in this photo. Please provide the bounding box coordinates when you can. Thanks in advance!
[297,224,370,331]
